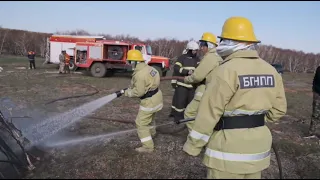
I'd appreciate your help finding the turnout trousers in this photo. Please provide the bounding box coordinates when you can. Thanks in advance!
[207,168,261,179]
[184,84,205,132]
[135,90,163,149]
[171,85,195,122]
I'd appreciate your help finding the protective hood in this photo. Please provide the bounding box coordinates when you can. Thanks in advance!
[216,39,256,58]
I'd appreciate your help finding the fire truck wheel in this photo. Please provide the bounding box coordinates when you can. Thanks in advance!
[151,65,163,77]
[90,62,107,78]
[68,61,77,71]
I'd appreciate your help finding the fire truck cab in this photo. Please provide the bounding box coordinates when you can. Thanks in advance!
[74,40,170,78]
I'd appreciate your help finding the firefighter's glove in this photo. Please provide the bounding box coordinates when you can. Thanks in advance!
[171,83,177,89]
[115,88,128,98]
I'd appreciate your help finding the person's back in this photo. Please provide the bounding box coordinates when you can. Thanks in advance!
[221,50,285,119]
[183,17,287,179]
[132,63,161,99]
[121,50,163,153]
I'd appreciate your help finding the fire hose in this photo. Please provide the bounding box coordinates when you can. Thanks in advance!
[42,76,283,178]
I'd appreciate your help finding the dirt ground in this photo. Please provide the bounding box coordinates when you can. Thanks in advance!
[0,57,320,179]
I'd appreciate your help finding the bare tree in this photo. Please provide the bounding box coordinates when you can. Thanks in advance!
[1,26,320,73]
[0,27,8,55]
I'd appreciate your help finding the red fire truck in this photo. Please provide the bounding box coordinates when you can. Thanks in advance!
[74,40,170,77]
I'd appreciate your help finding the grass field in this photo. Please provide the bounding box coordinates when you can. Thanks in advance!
[0,56,319,179]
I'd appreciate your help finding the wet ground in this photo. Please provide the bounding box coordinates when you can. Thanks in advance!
[0,57,319,179]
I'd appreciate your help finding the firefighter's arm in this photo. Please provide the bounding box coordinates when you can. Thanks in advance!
[184,56,219,84]
[124,74,146,98]
[265,74,287,122]
[183,75,234,156]
[173,57,190,76]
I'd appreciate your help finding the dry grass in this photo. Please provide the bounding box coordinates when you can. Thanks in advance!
[0,58,319,179]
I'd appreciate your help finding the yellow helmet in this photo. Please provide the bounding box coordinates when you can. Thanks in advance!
[127,50,144,62]
[200,32,218,45]
[218,16,260,43]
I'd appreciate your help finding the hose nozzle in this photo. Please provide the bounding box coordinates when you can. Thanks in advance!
[175,117,195,124]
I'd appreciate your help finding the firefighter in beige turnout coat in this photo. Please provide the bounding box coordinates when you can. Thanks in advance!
[183,17,287,179]
[119,50,163,153]
[184,32,222,132]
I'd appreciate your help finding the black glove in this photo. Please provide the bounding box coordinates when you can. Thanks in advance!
[115,88,128,97]
[171,83,177,89]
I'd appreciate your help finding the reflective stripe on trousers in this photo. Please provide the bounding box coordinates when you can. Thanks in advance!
[140,136,152,143]
[205,148,271,162]
[223,109,267,117]
[140,103,163,112]
[171,105,185,112]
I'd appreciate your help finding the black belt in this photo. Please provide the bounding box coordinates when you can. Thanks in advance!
[214,114,265,131]
[140,88,159,100]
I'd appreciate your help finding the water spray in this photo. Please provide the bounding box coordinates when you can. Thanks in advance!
[175,117,283,179]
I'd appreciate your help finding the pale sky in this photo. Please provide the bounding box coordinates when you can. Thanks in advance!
[0,1,319,53]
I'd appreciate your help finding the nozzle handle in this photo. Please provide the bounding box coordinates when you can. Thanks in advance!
[175,117,195,124]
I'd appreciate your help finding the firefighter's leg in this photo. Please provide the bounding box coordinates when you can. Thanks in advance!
[32,60,36,69]
[207,168,245,179]
[29,61,32,69]
[135,110,155,152]
[59,63,64,73]
[185,85,205,132]
[169,88,177,117]
[149,113,157,137]
[187,87,196,104]
[184,99,200,132]
[172,86,188,122]
[309,92,320,136]
[244,172,262,179]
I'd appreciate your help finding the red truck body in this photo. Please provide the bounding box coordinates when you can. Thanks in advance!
[74,40,170,78]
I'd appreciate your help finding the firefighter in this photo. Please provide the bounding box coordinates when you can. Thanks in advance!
[116,50,163,153]
[169,48,187,117]
[183,16,287,179]
[170,41,200,122]
[64,53,71,74]
[183,32,222,132]
[59,50,66,74]
[27,51,36,69]
[308,65,320,138]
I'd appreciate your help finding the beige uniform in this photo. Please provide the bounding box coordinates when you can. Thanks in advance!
[183,48,222,131]
[59,53,65,73]
[183,50,287,179]
[124,63,163,149]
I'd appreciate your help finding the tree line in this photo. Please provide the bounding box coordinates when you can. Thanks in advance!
[0,27,319,73]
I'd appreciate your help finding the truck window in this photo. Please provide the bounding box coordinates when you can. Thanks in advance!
[146,45,152,55]
[135,46,143,51]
